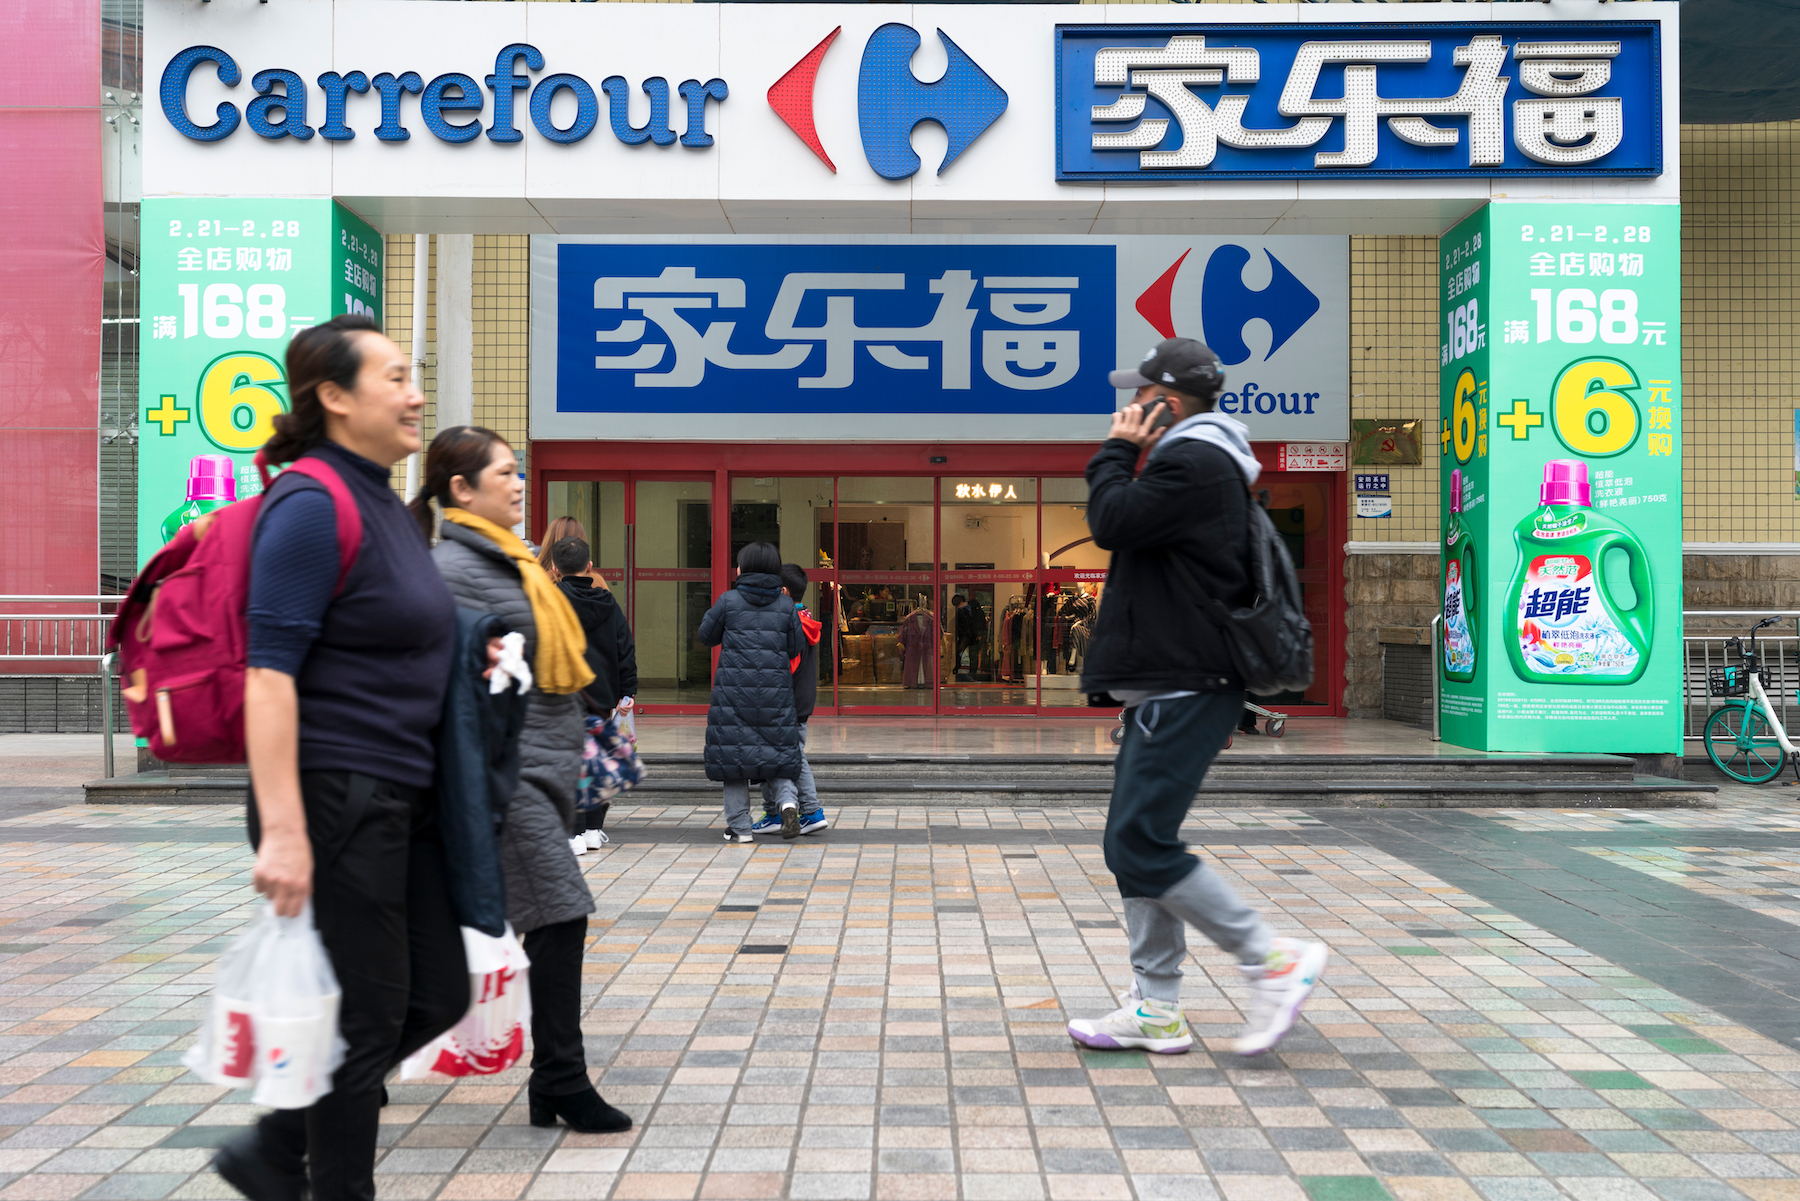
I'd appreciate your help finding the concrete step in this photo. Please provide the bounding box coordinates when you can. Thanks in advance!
[643,751,1649,786]
[84,773,247,804]
[85,756,1714,809]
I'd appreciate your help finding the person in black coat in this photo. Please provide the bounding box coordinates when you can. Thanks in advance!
[697,541,803,843]
[1068,338,1327,1063]
[552,537,638,849]
[552,539,638,715]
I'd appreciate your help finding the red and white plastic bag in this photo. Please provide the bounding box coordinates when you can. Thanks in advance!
[398,925,532,1079]
[184,902,345,1109]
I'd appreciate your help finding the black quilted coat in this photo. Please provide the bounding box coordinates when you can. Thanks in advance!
[697,573,804,783]
[432,522,593,934]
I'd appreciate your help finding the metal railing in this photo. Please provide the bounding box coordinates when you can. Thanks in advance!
[0,595,122,662]
[1683,610,1800,743]
[0,596,124,779]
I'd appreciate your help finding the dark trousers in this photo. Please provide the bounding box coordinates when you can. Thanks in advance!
[521,916,590,1096]
[249,772,469,1201]
[1103,691,1244,898]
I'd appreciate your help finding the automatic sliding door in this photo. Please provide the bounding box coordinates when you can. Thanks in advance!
[833,477,935,710]
[633,479,714,708]
[731,476,836,711]
[941,478,1036,710]
[1040,478,1105,709]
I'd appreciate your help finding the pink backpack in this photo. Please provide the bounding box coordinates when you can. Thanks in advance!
[109,453,363,764]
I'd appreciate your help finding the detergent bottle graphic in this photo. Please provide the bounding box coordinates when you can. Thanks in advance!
[159,455,238,545]
[1506,459,1653,684]
[1442,468,1477,682]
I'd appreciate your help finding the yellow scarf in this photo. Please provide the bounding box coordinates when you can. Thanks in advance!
[440,508,595,696]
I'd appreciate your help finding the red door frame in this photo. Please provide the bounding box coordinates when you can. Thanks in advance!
[534,442,1348,718]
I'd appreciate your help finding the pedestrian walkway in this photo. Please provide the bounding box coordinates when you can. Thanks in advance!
[3,797,1800,1201]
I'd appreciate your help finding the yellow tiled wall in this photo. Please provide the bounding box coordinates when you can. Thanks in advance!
[381,234,434,499]
[381,234,530,518]
[1345,236,1442,542]
[473,235,533,463]
[1681,120,1800,541]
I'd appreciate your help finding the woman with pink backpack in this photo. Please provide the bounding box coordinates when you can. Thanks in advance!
[212,315,471,1201]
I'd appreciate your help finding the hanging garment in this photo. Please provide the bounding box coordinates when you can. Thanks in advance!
[899,609,937,688]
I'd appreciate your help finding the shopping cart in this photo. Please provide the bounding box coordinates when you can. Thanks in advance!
[1109,700,1288,745]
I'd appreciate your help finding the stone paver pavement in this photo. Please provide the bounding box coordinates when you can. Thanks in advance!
[1,803,1799,1201]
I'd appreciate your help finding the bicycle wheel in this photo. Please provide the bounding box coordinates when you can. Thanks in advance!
[1704,703,1787,784]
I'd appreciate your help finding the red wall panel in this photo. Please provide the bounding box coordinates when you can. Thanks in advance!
[0,430,98,596]
[0,0,99,108]
[0,0,102,600]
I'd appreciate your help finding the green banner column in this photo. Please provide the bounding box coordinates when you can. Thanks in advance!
[137,198,383,568]
[1438,201,1682,754]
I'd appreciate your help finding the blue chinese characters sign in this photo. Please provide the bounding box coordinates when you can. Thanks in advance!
[553,243,1116,416]
[1056,22,1661,182]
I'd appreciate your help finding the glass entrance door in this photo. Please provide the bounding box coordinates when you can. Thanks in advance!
[544,475,716,711]
[940,477,1037,711]
[1251,473,1333,709]
[833,477,936,711]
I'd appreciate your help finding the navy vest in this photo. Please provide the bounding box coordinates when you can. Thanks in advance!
[267,442,455,787]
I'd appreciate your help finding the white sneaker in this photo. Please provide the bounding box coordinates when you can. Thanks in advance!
[1067,988,1193,1055]
[1234,938,1329,1056]
[570,835,587,857]
[585,829,603,850]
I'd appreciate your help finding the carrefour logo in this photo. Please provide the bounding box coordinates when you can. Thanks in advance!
[1133,243,1327,417]
[159,24,1009,181]
[769,24,1008,180]
[161,44,730,147]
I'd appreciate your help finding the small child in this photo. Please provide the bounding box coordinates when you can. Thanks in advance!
[754,563,828,837]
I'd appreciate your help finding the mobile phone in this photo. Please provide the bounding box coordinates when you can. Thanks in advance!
[1133,397,1178,432]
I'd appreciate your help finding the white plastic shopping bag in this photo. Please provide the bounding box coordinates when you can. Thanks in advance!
[398,925,531,1079]
[184,901,345,1109]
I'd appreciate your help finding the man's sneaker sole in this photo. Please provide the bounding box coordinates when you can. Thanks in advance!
[1066,1022,1192,1055]
[780,805,801,840]
[1235,942,1329,1056]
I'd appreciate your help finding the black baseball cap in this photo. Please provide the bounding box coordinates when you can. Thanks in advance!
[1109,337,1224,398]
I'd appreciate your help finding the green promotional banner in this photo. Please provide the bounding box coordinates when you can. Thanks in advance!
[138,198,382,567]
[1439,201,1681,753]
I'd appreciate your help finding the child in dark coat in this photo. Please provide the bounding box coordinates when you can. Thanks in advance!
[696,541,804,843]
[552,537,638,851]
[755,563,827,837]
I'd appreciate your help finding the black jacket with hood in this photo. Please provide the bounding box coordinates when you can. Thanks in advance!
[558,576,638,711]
[1079,413,1257,696]
[696,572,805,782]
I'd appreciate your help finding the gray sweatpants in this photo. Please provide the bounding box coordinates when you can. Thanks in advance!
[1107,693,1273,1003]
[760,723,822,819]
[724,778,793,834]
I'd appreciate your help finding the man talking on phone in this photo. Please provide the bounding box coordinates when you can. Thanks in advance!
[1068,337,1328,1057]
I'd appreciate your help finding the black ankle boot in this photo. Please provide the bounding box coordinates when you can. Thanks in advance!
[212,1126,306,1201]
[529,1087,632,1133]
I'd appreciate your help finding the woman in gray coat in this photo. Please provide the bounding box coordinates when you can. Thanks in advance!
[412,425,630,1135]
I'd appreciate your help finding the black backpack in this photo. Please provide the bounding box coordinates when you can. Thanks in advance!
[1166,487,1315,696]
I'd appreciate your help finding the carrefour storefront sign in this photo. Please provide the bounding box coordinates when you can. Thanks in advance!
[145,1,1676,228]
[1056,23,1662,182]
[530,235,1349,443]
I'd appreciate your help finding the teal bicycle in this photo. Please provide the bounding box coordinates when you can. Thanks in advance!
[1703,616,1798,784]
